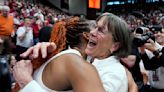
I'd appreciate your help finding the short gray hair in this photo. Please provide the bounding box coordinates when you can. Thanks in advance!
[96,13,132,58]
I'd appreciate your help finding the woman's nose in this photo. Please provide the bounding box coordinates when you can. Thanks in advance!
[90,28,97,37]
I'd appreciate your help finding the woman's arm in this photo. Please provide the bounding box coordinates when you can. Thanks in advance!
[126,69,138,92]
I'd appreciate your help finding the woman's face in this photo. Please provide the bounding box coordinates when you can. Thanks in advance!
[85,16,116,59]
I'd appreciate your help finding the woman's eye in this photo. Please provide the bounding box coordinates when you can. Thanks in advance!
[98,27,104,33]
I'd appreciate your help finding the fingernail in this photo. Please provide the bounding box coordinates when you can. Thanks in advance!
[33,55,37,58]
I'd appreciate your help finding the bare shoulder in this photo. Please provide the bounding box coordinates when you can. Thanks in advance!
[49,53,105,92]
[51,53,97,74]
[42,53,86,90]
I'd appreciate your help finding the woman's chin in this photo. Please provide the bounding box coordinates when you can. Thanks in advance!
[85,48,93,57]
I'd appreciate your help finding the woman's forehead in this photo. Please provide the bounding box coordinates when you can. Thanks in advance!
[97,16,108,26]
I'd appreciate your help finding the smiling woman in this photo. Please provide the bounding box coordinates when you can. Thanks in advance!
[85,13,132,59]
[85,13,132,92]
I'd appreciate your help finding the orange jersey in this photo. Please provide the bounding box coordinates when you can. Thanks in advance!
[0,15,14,36]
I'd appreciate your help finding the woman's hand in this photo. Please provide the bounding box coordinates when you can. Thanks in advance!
[20,42,56,59]
[13,60,33,88]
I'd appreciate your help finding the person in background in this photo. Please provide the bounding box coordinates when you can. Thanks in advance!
[15,17,33,60]
[122,26,164,92]
[0,36,14,92]
[38,20,54,42]
[0,6,14,54]
[31,16,40,45]
[0,5,14,37]
[139,27,164,92]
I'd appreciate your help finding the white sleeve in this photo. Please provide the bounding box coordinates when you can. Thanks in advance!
[20,80,47,92]
[102,72,123,92]
[16,27,25,37]
[145,49,154,59]
[96,64,127,92]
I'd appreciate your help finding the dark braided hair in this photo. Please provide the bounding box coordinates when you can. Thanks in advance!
[65,17,90,48]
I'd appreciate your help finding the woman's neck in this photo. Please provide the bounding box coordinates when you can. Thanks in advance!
[72,47,87,60]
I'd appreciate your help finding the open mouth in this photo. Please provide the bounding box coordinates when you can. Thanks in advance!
[88,40,97,47]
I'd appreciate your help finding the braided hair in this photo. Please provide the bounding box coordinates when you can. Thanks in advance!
[65,17,90,48]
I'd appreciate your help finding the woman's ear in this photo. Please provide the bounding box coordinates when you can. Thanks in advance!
[83,32,90,40]
[110,42,120,53]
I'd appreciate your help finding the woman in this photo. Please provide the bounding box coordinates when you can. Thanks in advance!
[13,13,137,92]
[12,17,105,92]
[85,13,132,92]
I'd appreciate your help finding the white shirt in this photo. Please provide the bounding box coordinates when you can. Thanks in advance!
[16,26,33,48]
[34,12,44,22]
[92,56,128,92]
[148,67,164,89]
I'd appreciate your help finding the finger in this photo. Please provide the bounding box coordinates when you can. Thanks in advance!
[24,60,31,64]
[20,46,34,58]
[12,62,18,75]
[12,62,22,81]
[48,42,56,53]
[29,54,34,60]
[16,60,24,66]
[12,60,26,73]
[32,43,41,58]
[11,56,16,60]
[41,42,49,58]
[12,69,16,80]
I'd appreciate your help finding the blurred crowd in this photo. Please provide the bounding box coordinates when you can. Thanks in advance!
[0,0,70,58]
